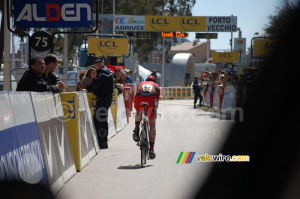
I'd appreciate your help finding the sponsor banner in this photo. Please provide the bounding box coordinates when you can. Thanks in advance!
[87,93,97,118]
[116,95,124,132]
[14,0,93,28]
[106,65,125,72]
[0,92,49,186]
[123,87,131,123]
[107,108,117,140]
[113,15,145,32]
[126,84,135,111]
[31,93,64,194]
[206,16,237,32]
[110,90,118,129]
[47,93,76,183]
[212,51,239,63]
[221,85,236,112]
[119,94,128,127]
[60,93,83,171]
[0,124,49,186]
[0,92,15,132]
[234,38,246,65]
[253,38,278,57]
[88,38,129,57]
[78,92,96,162]
[212,85,220,111]
[145,16,206,32]
[82,93,100,153]
[113,15,237,32]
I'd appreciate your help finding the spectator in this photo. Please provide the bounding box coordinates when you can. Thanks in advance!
[79,68,97,90]
[113,68,124,95]
[124,69,133,83]
[86,56,114,149]
[42,54,65,92]
[216,74,226,86]
[191,76,203,108]
[76,70,86,91]
[231,75,239,87]
[16,57,64,93]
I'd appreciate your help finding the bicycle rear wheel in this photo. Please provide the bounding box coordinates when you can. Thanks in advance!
[140,128,147,166]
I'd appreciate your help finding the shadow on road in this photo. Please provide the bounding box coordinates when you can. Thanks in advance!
[118,164,153,170]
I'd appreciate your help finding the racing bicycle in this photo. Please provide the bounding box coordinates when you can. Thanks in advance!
[138,102,150,167]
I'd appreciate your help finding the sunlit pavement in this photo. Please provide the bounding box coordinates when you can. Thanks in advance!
[56,99,234,199]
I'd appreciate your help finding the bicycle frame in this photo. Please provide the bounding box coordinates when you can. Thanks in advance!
[139,102,150,166]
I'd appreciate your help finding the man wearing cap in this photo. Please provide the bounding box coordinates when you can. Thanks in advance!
[86,57,114,149]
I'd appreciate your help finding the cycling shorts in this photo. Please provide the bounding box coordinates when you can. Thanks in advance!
[134,96,157,120]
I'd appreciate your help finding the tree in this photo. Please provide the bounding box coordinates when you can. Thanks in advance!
[264,0,300,36]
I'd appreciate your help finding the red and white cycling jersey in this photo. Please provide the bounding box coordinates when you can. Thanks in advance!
[135,81,160,120]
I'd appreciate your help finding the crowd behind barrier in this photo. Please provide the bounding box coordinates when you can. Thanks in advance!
[0,70,254,194]
[159,68,259,115]
[0,88,132,195]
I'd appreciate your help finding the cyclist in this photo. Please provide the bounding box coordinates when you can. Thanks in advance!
[133,75,160,160]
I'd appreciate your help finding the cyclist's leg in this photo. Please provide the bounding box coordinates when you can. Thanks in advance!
[133,110,142,142]
[149,119,156,143]
[148,118,156,159]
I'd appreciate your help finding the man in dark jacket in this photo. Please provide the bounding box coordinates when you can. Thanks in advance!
[16,57,64,93]
[86,57,114,149]
[191,76,203,108]
[42,54,65,92]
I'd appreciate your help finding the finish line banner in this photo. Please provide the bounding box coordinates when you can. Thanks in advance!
[114,15,237,32]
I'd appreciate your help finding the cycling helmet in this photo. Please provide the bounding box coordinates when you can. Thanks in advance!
[146,75,156,83]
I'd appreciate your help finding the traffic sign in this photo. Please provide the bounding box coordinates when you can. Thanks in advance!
[196,33,218,39]
[30,31,53,52]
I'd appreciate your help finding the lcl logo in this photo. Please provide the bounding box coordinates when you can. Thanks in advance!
[181,19,200,25]
[99,41,119,48]
[265,41,278,49]
[219,53,232,58]
[67,96,75,119]
[151,18,170,25]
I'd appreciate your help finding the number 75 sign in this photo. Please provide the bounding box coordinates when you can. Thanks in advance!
[30,31,53,52]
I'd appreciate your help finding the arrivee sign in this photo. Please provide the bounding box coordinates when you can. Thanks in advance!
[14,0,93,28]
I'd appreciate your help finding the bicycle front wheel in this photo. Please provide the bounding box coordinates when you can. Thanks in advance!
[140,128,147,166]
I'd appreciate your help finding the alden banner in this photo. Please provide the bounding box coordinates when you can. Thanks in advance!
[212,52,239,63]
[88,38,129,57]
[14,0,93,28]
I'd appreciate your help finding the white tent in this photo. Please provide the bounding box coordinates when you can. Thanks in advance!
[139,65,161,82]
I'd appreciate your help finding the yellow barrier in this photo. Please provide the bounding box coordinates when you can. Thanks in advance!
[176,87,182,98]
[161,87,198,99]
[60,92,83,171]
[87,93,97,117]
[110,89,118,128]
[182,87,186,98]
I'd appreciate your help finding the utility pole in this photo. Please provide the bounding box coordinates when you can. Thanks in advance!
[4,0,11,91]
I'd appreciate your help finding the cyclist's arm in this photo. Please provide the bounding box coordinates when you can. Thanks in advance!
[156,86,160,108]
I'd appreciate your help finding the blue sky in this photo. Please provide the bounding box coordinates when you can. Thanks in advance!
[188,0,292,50]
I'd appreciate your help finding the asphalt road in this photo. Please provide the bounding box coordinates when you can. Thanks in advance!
[56,99,234,199]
